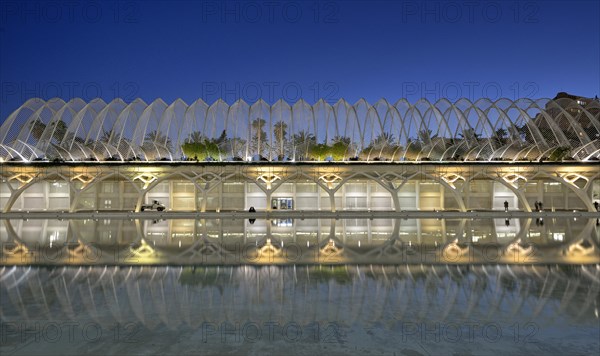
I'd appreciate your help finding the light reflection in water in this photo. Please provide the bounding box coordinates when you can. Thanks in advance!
[0,265,598,355]
[1,218,599,265]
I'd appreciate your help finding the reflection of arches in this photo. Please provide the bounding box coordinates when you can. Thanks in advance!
[3,265,599,330]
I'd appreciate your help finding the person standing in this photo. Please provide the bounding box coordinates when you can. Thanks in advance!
[504,200,509,212]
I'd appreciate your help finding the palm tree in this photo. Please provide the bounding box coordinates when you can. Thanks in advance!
[145,130,172,151]
[332,135,351,145]
[292,130,316,160]
[493,128,508,146]
[251,118,267,156]
[29,118,47,141]
[186,131,205,144]
[371,132,395,148]
[49,120,68,143]
[215,129,228,145]
[292,130,316,145]
[458,128,480,142]
[273,121,288,158]
[418,129,438,144]
[100,129,114,143]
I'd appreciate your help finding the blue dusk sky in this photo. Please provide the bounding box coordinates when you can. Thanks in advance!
[1,0,599,119]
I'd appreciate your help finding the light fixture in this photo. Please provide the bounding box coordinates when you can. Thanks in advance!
[9,174,34,184]
[561,173,588,187]
[319,173,342,189]
[257,174,280,189]
[441,173,465,189]
[133,173,158,189]
[71,173,95,186]
[502,173,527,188]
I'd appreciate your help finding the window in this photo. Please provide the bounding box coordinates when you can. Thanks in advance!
[271,218,293,227]
[173,182,194,193]
[49,182,68,194]
[102,182,115,193]
[271,197,293,210]
[223,182,244,193]
[544,182,562,193]
[296,183,317,193]
[345,182,366,194]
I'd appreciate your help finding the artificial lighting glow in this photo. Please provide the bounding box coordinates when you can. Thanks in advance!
[319,174,342,189]
[441,173,465,189]
[9,174,34,184]
[506,238,533,256]
[562,173,589,187]
[566,239,595,256]
[502,173,527,187]
[257,174,281,190]
[133,173,158,189]
[71,173,95,186]
[130,239,155,257]
[258,238,281,257]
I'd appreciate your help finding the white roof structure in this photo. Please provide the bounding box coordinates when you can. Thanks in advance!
[1,97,599,162]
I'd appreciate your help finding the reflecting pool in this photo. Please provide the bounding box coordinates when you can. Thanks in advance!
[1,265,599,355]
[1,216,599,355]
[1,218,599,265]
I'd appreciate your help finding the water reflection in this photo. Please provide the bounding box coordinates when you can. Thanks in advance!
[1,218,598,265]
[1,265,598,355]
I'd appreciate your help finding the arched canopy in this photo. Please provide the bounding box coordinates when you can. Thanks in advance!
[1,97,598,162]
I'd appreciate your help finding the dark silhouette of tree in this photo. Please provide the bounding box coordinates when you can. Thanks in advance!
[292,130,316,160]
[215,129,227,145]
[185,131,205,144]
[418,129,438,144]
[50,120,68,143]
[273,121,288,158]
[251,118,267,156]
[332,135,351,146]
[372,132,395,148]
[459,128,480,142]
[493,128,508,146]
[145,130,172,151]
[28,118,47,141]
[517,124,535,144]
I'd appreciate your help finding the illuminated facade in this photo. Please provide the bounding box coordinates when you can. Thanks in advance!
[0,97,599,214]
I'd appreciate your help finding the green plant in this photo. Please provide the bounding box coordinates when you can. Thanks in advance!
[181,141,220,160]
[548,146,571,161]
